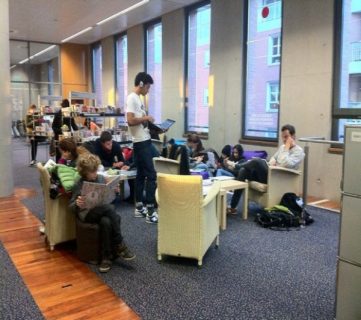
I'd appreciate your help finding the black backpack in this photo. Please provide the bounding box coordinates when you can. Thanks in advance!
[255,209,300,230]
[279,193,314,225]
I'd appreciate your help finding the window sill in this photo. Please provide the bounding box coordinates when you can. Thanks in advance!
[238,139,278,148]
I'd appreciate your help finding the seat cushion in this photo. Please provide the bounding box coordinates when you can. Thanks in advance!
[249,181,268,193]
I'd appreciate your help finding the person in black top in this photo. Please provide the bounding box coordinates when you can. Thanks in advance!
[94,131,135,203]
[52,99,79,162]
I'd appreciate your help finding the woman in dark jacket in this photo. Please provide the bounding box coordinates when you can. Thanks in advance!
[52,99,79,161]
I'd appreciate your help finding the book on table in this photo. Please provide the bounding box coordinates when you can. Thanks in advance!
[81,175,120,209]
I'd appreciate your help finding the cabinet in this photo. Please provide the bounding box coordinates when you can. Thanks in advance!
[336,125,361,320]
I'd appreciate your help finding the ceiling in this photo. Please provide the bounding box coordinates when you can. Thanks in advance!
[9,0,201,45]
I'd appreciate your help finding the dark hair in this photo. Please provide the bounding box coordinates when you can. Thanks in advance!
[221,145,232,158]
[281,124,296,136]
[230,144,244,161]
[99,131,112,143]
[188,134,204,156]
[58,138,78,160]
[61,99,70,108]
[134,72,154,86]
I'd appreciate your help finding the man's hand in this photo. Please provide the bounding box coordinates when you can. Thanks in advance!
[145,115,154,123]
[284,136,295,150]
[121,165,130,171]
[112,161,124,169]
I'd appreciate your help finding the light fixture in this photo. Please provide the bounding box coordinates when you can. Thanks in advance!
[18,45,56,64]
[96,0,150,26]
[61,27,93,43]
[10,65,17,69]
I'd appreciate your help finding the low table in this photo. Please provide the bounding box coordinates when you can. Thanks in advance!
[218,180,248,230]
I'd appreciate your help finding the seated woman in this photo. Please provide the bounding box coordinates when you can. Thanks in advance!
[216,144,245,178]
[69,153,136,273]
[217,145,232,169]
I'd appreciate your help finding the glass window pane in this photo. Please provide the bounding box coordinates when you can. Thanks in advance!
[337,118,361,141]
[333,0,361,140]
[115,35,128,112]
[186,3,211,133]
[244,0,282,139]
[92,44,103,106]
[146,22,162,123]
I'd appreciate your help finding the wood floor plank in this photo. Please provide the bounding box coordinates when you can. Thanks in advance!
[0,189,139,320]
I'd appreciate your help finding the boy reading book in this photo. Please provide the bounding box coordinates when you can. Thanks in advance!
[69,153,135,273]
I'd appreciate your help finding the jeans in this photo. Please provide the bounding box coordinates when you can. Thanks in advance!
[230,158,268,209]
[84,204,123,260]
[133,139,157,206]
[30,138,38,161]
[216,168,234,177]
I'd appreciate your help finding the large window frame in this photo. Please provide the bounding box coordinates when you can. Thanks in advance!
[114,33,128,112]
[184,0,212,135]
[242,0,284,142]
[91,42,103,107]
[332,0,361,142]
[144,18,162,124]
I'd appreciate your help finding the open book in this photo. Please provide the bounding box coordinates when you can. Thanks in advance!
[148,119,175,133]
[81,175,120,209]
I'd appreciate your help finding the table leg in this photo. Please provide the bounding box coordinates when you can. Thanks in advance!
[243,186,248,220]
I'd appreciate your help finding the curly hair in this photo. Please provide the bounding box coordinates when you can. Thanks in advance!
[76,153,101,178]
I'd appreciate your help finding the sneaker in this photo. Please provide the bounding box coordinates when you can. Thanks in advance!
[134,206,148,218]
[98,259,112,273]
[227,207,237,215]
[117,243,136,261]
[29,160,36,166]
[146,211,158,224]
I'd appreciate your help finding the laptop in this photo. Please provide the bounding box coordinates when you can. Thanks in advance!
[148,119,175,133]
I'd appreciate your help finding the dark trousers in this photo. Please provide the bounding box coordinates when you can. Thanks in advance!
[230,158,269,208]
[133,139,157,206]
[84,204,123,260]
[30,138,38,161]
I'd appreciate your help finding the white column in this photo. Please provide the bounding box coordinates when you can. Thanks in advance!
[0,0,14,197]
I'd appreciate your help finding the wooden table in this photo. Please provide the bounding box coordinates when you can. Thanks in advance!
[218,180,248,230]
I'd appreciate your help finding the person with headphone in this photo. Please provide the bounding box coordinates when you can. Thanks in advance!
[126,72,158,224]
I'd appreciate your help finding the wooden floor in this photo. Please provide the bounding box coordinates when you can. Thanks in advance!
[0,188,139,320]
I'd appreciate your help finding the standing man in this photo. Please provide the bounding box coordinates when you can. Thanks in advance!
[126,72,158,224]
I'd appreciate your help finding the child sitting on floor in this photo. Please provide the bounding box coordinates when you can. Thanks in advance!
[69,153,135,273]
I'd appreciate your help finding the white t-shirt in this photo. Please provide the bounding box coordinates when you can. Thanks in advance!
[126,92,150,143]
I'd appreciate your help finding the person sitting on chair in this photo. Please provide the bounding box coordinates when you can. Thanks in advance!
[227,124,305,214]
[69,153,135,273]
[216,144,246,178]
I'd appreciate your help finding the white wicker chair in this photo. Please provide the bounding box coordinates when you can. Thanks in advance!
[248,166,302,208]
[153,157,180,175]
[156,173,220,267]
[37,163,76,250]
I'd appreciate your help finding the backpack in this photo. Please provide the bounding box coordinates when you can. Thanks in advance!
[279,192,314,225]
[255,206,300,230]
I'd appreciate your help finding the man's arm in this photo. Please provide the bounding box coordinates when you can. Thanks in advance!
[271,145,305,169]
[126,112,154,126]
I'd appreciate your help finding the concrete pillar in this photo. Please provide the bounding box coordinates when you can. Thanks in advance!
[0,0,14,197]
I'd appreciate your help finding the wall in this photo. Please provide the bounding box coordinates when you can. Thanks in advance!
[60,43,89,99]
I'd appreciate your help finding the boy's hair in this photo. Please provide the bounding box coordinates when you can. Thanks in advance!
[281,124,296,136]
[99,131,113,143]
[77,153,101,178]
[61,99,70,108]
[134,72,154,86]
[58,138,78,160]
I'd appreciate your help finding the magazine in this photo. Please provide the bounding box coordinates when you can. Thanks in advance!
[81,175,120,209]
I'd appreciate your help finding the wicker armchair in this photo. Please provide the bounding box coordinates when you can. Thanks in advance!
[153,157,180,175]
[37,163,76,250]
[248,166,302,208]
[156,173,220,267]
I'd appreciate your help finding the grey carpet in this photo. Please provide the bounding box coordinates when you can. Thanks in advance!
[13,138,339,320]
[0,242,43,320]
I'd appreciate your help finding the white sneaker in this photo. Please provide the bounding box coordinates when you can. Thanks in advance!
[134,206,148,218]
[29,160,36,166]
[146,211,158,224]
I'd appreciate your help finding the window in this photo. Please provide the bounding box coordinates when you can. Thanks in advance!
[243,0,283,140]
[333,0,361,141]
[145,21,162,123]
[268,34,281,65]
[115,34,128,112]
[91,43,103,106]
[185,2,211,133]
[266,82,279,112]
